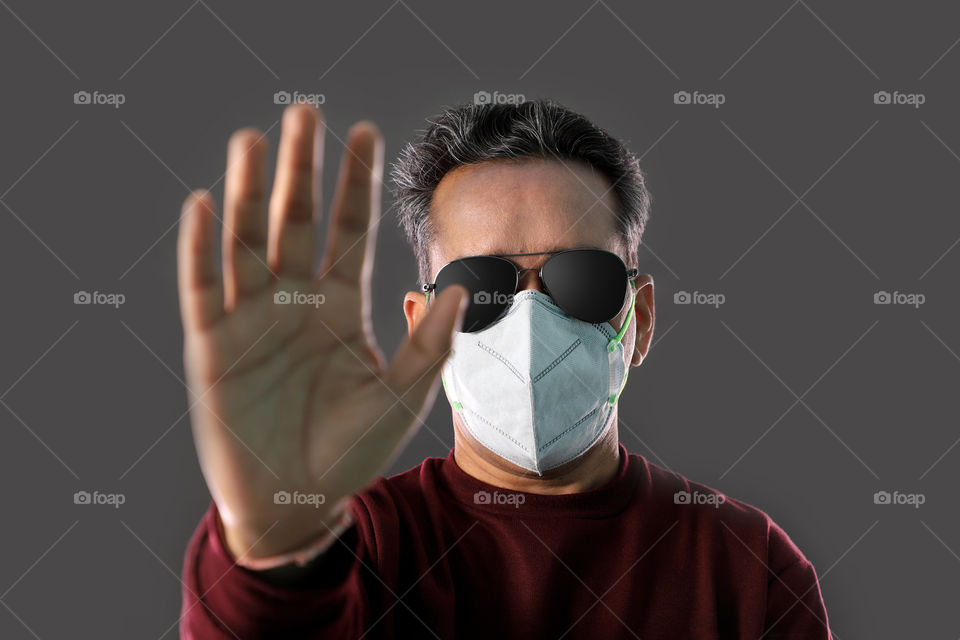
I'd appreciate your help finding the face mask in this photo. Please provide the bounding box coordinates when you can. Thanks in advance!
[441,286,635,474]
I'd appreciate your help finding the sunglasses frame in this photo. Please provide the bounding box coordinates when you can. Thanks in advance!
[421,248,639,328]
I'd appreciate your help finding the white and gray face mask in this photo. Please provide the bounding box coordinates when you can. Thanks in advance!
[441,288,635,475]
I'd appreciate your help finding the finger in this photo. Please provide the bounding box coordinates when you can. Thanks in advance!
[386,285,468,397]
[178,190,224,331]
[222,128,269,309]
[319,121,383,289]
[268,104,323,277]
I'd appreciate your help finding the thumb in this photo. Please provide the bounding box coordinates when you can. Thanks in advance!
[385,284,468,398]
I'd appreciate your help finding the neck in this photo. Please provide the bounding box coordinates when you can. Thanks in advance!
[452,412,621,495]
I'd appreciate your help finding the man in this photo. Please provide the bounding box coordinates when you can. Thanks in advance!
[178,100,831,638]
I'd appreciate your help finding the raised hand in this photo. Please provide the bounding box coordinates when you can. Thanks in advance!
[177,104,466,559]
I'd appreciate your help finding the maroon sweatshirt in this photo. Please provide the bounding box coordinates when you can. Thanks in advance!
[181,444,831,639]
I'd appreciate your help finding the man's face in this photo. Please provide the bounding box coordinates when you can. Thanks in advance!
[428,157,641,343]
[402,157,654,473]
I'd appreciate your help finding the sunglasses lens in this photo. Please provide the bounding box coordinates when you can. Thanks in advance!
[434,256,517,332]
[541,250,628,324]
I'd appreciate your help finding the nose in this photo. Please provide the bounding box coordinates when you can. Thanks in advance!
[516,268,546,293]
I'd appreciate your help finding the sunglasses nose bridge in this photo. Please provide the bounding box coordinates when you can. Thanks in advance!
[515,267,547,294]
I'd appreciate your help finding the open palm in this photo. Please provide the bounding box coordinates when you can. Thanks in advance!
[177,105,466,559]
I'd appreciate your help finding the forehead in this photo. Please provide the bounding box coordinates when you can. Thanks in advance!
[427,158,621,275]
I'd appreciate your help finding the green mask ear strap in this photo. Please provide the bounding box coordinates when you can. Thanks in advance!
[607,279,638,353]
[607,280,638,405]
[440,370,462,411]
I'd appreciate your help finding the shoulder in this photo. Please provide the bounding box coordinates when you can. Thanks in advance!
[631,453,810,569]
[350,455,445,524]
[344,457,445,570]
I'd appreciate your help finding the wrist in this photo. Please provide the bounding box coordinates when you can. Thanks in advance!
[220,497,353,563]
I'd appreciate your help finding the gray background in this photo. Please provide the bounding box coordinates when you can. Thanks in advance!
[1,1,957,637]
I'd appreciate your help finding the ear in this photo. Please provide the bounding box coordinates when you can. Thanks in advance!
[403,290,429,338]
[631,274,654,367]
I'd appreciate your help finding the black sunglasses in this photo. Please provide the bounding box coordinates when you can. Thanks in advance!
[422,248,638,333]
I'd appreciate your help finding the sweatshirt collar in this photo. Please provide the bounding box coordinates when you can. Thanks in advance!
[437,443,640,518]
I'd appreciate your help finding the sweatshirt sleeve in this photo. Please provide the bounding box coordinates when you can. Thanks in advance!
[763,520,833,640]
[179,502,369,639]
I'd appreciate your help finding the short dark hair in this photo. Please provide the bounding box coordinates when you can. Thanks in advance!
[391,99,652,283]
